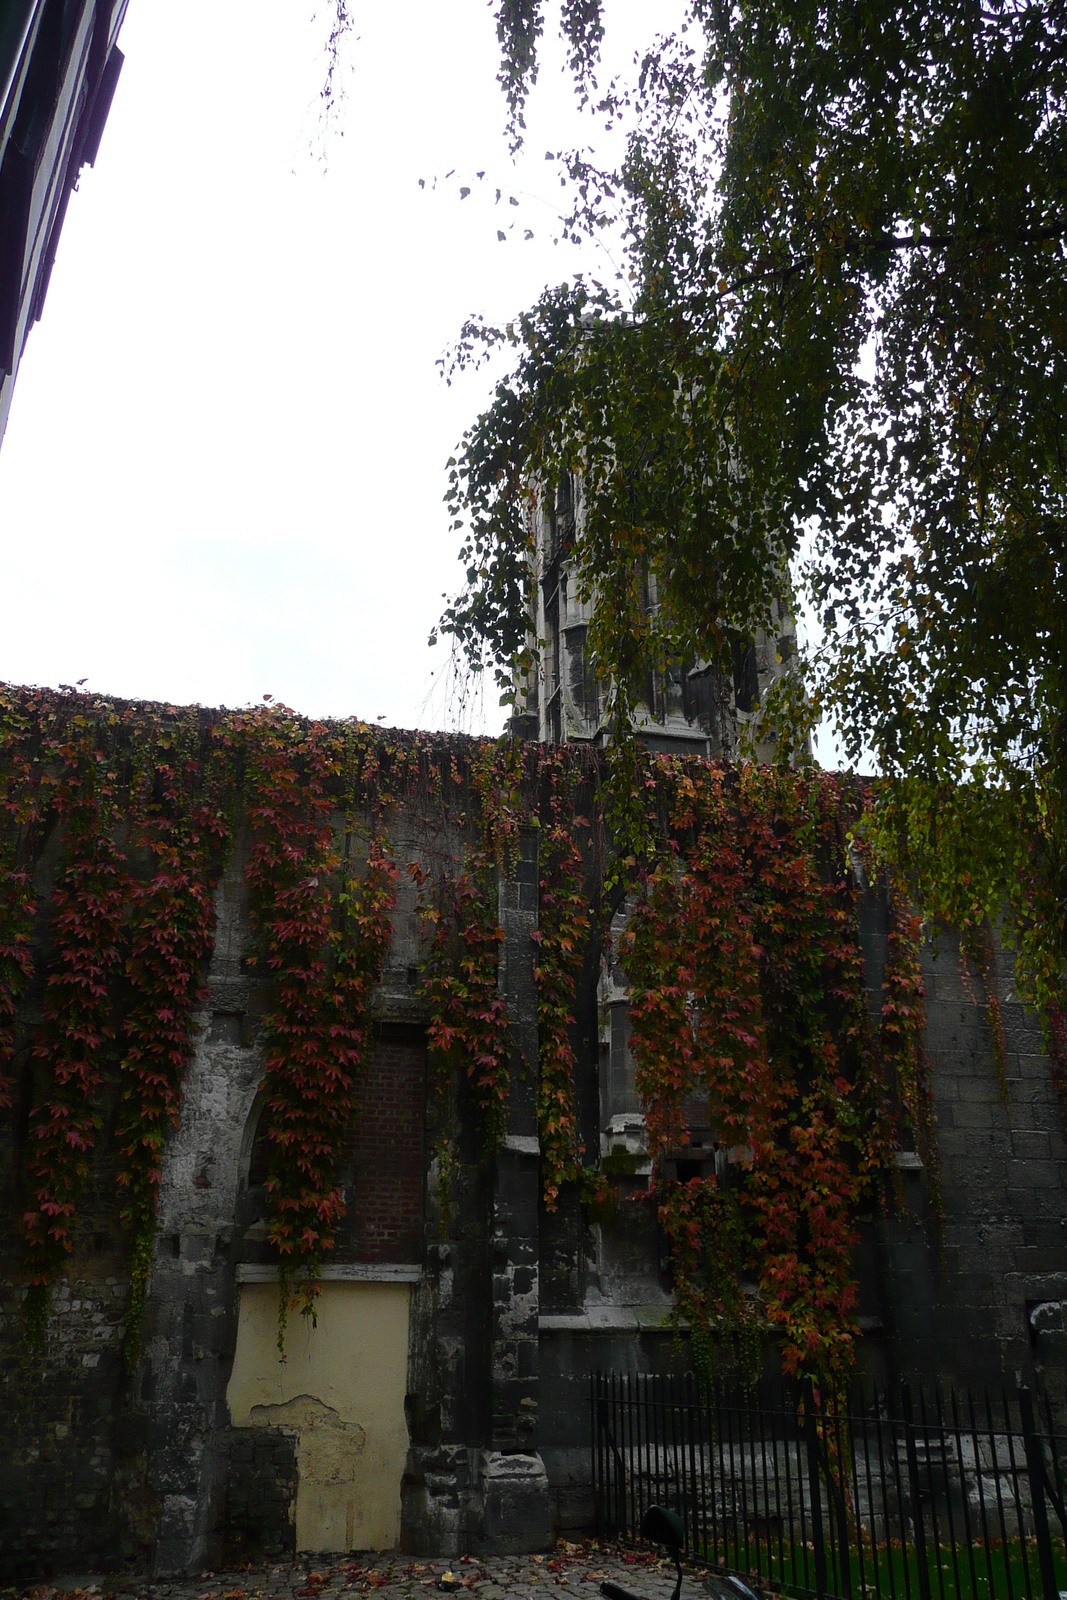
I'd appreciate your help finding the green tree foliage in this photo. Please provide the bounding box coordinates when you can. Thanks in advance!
[443,0,1067,1016]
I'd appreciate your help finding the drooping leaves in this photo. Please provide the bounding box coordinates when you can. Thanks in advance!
[453,0,1067,1027]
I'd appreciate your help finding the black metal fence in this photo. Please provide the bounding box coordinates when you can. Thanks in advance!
[591,1371,1067,1600]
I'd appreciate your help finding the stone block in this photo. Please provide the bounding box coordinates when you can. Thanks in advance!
[1013,1163,1064,1190]
[950,1103,997,1129]
[1011,1131,1053,1161]
[478,1451,552,1554]
[952,1076,999,1105]
[401,1444,475,1556]
[153,1493,198,1575]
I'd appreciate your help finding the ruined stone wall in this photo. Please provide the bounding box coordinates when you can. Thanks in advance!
[0,1263,141,1580]
[2,749,1066,1579]
[0,812,147,1581]
[400,828,549,1560]
[0,800,454,1579]
[532,891,1067,1532]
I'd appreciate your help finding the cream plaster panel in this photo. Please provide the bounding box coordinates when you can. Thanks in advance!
[227,1282,411,1553]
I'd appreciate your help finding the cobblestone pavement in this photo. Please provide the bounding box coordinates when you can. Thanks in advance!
[2,1542,762,1600]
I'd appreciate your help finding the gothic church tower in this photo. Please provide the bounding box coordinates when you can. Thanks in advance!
[518,470,799,755]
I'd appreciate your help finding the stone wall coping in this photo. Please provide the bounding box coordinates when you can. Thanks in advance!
[539,1307,675,1333]
[502,1134,541,1155]
[539,1308,885,1336]
[235,1262,422,1284]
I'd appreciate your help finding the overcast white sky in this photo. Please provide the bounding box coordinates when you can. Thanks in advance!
[0,1,699,731]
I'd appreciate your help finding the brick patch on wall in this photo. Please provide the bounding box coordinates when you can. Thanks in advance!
[350,1029,425,1263]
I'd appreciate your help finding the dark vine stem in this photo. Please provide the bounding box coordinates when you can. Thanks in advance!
[421,854,511,1151]
[116,710,230,1366]
[533,750,590,1208]
[961,920,1011,1112]
[881,892,943,1257]
[239,708,397,1350]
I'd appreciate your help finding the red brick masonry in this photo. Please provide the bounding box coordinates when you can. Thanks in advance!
[351,1030,425,1263]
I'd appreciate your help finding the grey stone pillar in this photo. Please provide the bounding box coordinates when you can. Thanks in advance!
[480,827,552,1552]
[139,853,263,1574]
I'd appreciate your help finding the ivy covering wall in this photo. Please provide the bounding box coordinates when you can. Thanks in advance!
[0,685,933,1380]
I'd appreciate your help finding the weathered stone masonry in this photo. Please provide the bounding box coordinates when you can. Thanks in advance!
[2,762,1067,1580]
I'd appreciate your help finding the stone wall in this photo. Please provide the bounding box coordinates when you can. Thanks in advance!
[0,818,148,1580]
[879,926,1067,1389]
[0,1266,139,1581]
[134,840,269,1576]
[400,828,551,1560]
[221,1425,297,1562]
[1,768,1066,1578]
[0,802,457,1578]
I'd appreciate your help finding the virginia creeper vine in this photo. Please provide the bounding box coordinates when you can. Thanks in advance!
[0,689,41,1112]
[23,716,129,1342]
[880,892,942,1240]
[422,853,511,1149]
[239,707,397,1344]
[533,754,590,1208]
[116,712,229,1363]
[0,689,944,1384]
[623,758,891,1383]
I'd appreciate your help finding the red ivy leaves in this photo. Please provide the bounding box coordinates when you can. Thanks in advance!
[880,898,926,1130]
[960,920,1010,1110]
[623,759,886,1383]
[240,708,396,1336]
[880,893,941,1233]
[7,694,409,1349]
[533,755,590,1208]
[15,695,397,1349]
[420,742,530,1149]
[13,699,228,1347]
[116,725,230,1361]
[419,741,594,1190]
[659,1175,760,1378]
[0,863,34,1111]
[423,855,510,1144]
[23,725,128,1302]
[0,691,931,1386]
[0,688,42,1110]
